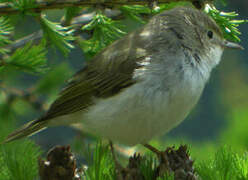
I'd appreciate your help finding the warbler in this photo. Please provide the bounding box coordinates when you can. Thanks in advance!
[4,7,243,149]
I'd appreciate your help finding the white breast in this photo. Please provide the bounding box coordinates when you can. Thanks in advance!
[80,60,213,146]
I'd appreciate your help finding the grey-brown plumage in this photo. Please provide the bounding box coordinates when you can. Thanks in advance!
[4,7,242,144]
[38,6,223,120]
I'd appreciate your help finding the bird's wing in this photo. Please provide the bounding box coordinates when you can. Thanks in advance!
[3,29,151,143]
[40,31,149,121]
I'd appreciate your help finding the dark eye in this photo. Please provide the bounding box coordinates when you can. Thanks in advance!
[207,30,213,39]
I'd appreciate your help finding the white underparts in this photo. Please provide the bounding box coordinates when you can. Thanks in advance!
[54,46,224,146]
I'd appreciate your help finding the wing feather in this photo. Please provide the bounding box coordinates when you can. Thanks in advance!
[40,31,148,121]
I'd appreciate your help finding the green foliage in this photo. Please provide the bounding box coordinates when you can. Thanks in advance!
[139,154,157,180]
[157,2,192,12]
[138,153,175,180]
[80,2,246,57]
[0,0,37,13]
[196,146,248,180]
[10,0,37,14]
[81,2,191,56]
[0,42,48,74]
[0,1,247,180]
[206,5,247,42]
[0,101,16,130]
[157,175,174,180]
[0,88,36,127]
[0,17,13,55]
[0,140,42,180]
[220,1,227,6]
[40,15,74,55]
[84,141,116,180]
[64,7,82,25]
[0,89,16,133]
[80,12,126,58]
[119,2,192,23]
[83,143,248,180]
[0,139,247,180]
[120,5,151,24]
[34,62,73,95]
[220,108,248,149]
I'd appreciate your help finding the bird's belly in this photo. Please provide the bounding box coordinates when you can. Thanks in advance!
[81,79,202,146]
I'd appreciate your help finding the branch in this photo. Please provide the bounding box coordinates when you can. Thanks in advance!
[0,0,210,54]
[5,31,43,52]
[0,0,208,15]
[2,9,122,55]
[0,83,48,112]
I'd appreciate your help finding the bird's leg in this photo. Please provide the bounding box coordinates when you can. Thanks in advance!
[143,143,171,177]
[110,142,145,179]
[143,144,161,154]
[109,141,122,170]
[143,143,169,167]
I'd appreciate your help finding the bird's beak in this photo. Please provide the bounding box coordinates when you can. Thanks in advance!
[223,40,244,50]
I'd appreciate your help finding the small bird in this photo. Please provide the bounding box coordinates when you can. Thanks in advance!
[4,7,243,150]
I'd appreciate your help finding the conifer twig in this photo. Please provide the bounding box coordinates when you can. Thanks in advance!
[0,0,212,55]
[2,9,122,54]
[0,0,211,15]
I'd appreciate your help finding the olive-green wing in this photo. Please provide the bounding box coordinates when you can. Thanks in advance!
[3,58,139,143]
[42,69,136,120]
[40,31,148,121]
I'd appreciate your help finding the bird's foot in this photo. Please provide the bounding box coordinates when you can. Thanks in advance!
[144,144,169,161]
[109,141,123,170]
[143,143,170,175]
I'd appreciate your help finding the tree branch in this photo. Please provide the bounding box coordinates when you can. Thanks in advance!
[5,31,43,52]
[0,0,208,15]
[0,83,48,112]
[0,0,211,54]
[2,9,122,55]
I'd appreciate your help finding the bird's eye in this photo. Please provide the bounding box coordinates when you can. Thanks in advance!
[207,30,213,39]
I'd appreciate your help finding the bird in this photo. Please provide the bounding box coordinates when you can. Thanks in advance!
[4,7,243,153]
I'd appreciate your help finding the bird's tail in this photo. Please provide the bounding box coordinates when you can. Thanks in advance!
[3,120,47,143]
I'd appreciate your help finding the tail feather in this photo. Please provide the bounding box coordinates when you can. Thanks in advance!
[3,120,47,143]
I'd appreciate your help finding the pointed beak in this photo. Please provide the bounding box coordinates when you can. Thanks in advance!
[223,40,244,50]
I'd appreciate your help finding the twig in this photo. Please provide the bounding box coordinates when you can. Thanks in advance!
[2,9,122,54]
[1,0,211,53]
[0,0,209,15]
[0,0,211,54]
[0,0,211,105]
[0,9,123,108]
[0,83,48,112]
[4,31,43,52]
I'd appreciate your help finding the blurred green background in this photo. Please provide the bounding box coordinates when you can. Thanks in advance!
[0,0,248,163]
